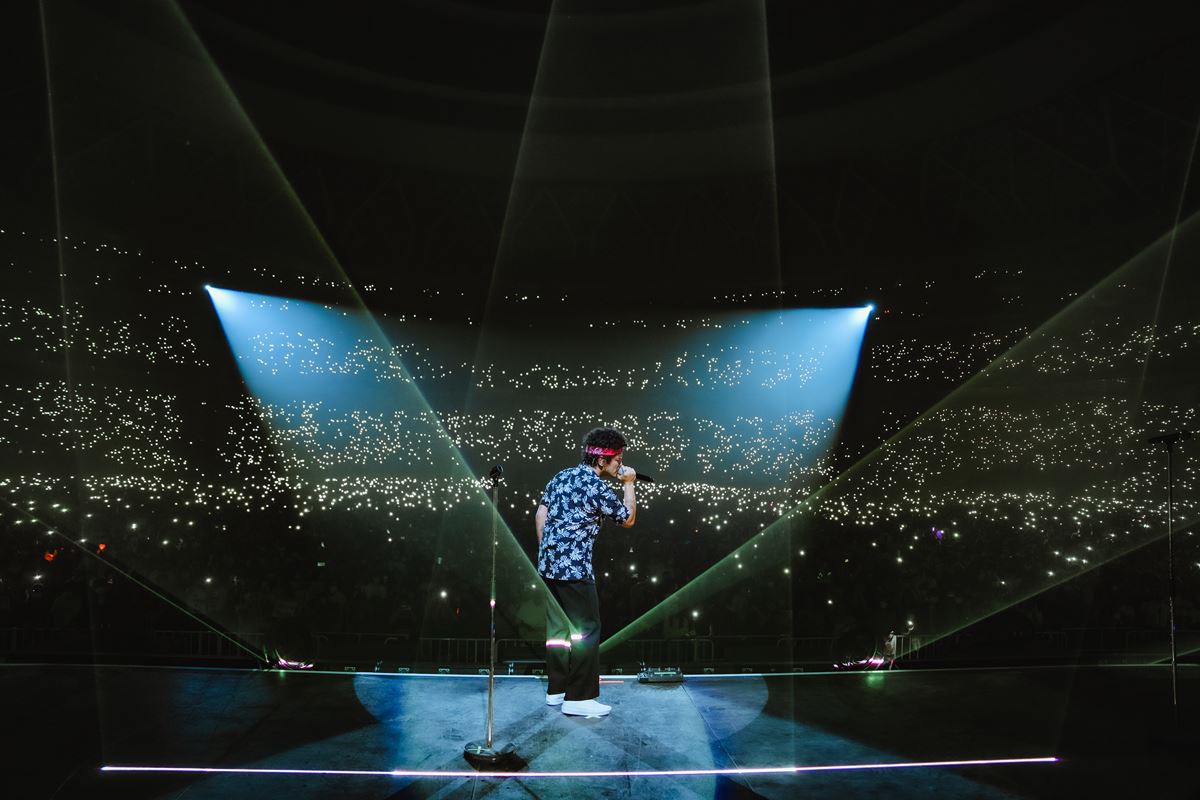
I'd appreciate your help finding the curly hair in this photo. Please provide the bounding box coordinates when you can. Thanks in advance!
[579,427,627,467]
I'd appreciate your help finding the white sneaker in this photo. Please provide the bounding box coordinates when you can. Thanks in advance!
[546,692,565,706]
[561,698,611,717]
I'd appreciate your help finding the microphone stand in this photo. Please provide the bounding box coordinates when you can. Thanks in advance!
[464,465,515,765]
[1146,430,1190,719]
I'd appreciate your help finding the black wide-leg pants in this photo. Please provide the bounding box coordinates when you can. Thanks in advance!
[545,578,601,701]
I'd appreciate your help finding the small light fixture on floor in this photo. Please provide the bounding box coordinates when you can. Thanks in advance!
[637,664,685,684]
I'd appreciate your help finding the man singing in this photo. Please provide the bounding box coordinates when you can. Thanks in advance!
[536,427,637,717]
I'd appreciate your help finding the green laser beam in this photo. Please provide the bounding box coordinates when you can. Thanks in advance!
[467,0,559,393]
[1136,106,1200,407]
[603,210,1200,652]
[8,501,267,663]
[37,0,89,546]
[162,0,567,626]
[906,512,1199,659]
[752,0,784,297]
[435,0,585,637]
[165,3,498,501]
[37,0,565,638]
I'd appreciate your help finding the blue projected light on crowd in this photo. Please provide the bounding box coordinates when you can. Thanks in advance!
[205,286,403,413]
[661,306,871,481]
[204,289,871,488]
[739,306,869,421]
[204,285,477,482]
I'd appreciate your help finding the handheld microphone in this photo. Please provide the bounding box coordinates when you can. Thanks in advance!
[635,472,655,483]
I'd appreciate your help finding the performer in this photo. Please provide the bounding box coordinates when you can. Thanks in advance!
[536,427,637,717]
[883,630,897,669]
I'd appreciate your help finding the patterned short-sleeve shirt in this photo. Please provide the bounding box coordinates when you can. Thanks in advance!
[537,464,630,581]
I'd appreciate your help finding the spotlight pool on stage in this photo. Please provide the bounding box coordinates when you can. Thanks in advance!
[4,663,1196,799]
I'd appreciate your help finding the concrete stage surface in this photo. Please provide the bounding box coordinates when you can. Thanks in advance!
[2,663,1196,799]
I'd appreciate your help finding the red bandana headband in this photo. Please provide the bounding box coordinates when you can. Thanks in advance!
[585,446,623,457]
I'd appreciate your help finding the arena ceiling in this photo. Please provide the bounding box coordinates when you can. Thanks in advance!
[2,1,1199,309]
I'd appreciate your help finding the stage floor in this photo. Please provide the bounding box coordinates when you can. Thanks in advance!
[2,662,1196,799]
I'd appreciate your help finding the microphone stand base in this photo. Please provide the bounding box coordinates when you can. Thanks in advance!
[464,740,516,766]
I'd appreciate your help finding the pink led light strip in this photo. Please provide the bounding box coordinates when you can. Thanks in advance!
[103,756,1057,779]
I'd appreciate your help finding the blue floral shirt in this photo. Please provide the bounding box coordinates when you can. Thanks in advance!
[537,464,630,581]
